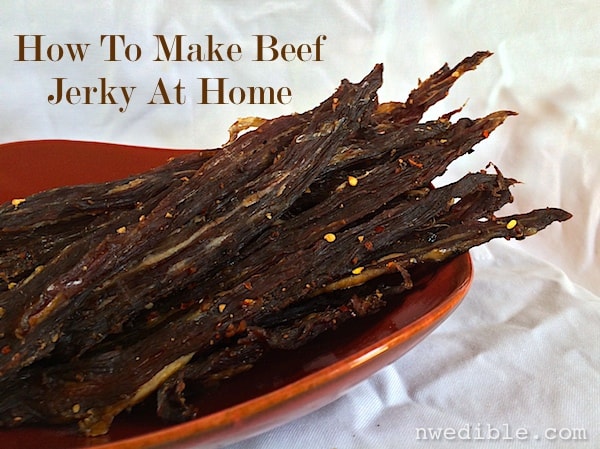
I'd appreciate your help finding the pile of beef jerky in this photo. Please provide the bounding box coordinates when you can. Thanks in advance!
[0,52,571,436]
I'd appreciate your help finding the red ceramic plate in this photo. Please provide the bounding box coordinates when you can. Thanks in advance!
[0,140,473,449]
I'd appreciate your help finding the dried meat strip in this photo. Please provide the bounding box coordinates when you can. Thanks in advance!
[0,191,569,434]
[372,50,492,126]
[0,67,383,391]
[21,123,517,424]
[156,282,392,422]
[0,150,217,234]
[69,168,512,355]
[0,52,486,294]
[0,52,486,280]
[0,54,572,436]
[54,110,512,358]
[0,164,205,291]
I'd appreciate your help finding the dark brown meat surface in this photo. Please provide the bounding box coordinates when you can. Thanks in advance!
[0,52,571,436]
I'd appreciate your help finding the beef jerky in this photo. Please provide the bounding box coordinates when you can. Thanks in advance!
[9,171,513,400]
[0,54,572,437]
[54,110,512,359]
[1,51,489,288]
[0,51,488,295]
[5,48,492,372]
[0,200,569,435]
[0,66,382,386]
[372,50,492,126]
[156,282,392,422]
[20,132,521,428]
[0,111,307,375]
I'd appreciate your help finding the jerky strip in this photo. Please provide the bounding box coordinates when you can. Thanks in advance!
[0,150,217,233]
[373,50,493,126]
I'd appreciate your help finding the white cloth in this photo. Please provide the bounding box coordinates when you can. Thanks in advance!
[0,1,598,448]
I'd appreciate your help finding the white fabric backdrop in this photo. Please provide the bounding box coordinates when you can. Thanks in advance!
[0,1,598,448]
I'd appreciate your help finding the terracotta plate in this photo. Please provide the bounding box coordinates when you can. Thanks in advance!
[0,140,473,449]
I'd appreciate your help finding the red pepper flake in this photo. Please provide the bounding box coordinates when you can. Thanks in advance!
[374,225,385,233]
[332,97,339,112]
[364,240,374,251]
[146,311,160,323]
[408,158,423,168]
[179,300,195,310]
[243,281,253,291]
[225,323,237,338]
[1,345,11,355]
[242,298,256,307]
[482,129,490,138]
